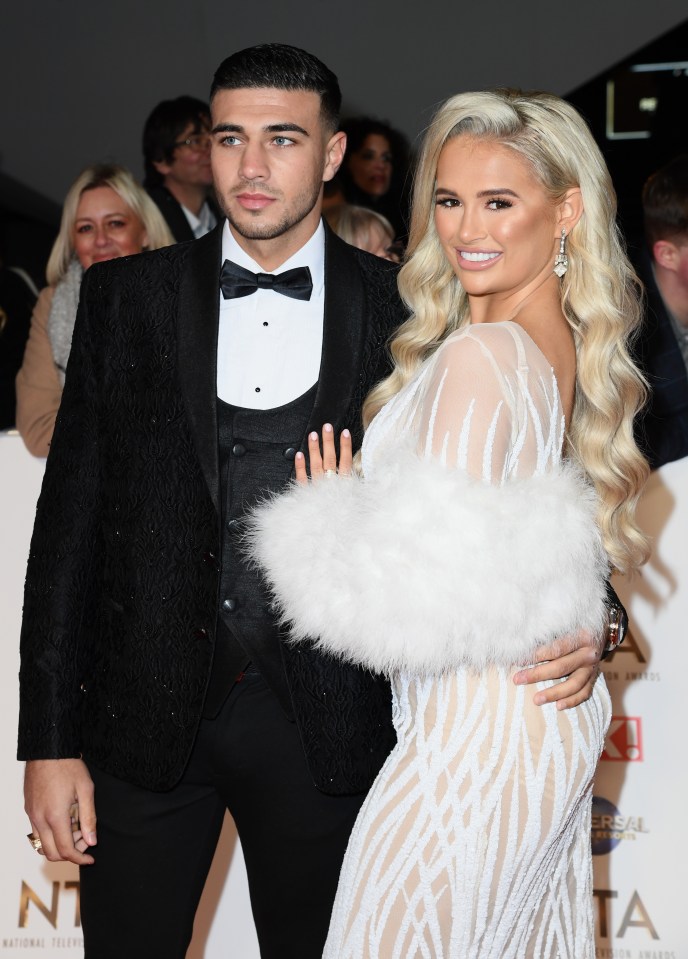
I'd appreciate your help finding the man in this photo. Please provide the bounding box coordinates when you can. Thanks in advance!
[19,44,613,959]
[143,95,220,242]
[634,154,688,470]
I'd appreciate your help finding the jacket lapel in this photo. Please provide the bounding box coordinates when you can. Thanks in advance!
[306,226,368,441]
[177,226,223,514]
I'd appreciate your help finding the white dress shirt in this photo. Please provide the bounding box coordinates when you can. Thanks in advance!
[182,200,217,239]
[217,221,325,409]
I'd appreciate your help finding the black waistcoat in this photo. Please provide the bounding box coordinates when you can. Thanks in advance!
[203,384,318,717]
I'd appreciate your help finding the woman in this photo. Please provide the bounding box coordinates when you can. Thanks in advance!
[15,163,173,456]
[326,203,401,261]
[339,116,410,241]
[249,90,649,956]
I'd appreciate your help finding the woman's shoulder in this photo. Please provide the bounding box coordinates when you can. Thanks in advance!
[437,320,552,374]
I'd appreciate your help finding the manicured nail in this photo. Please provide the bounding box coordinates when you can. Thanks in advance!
[324,423,333,432]
[310,432,318,441]
[342,429,351,438]
[295,452,304,461]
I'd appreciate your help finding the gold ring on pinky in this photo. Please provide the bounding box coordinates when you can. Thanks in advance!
[27,832,43,852]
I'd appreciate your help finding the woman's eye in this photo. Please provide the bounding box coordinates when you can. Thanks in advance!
[435,198,459,208]
[488,198,513,210]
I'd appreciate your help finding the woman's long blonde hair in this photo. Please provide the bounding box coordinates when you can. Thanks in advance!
[46,163,174,286]
[363,89,649,573]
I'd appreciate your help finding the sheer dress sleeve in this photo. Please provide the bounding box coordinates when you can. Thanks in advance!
[414,322,564,483]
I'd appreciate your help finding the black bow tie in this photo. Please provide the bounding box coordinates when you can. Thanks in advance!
[220,259,313,301]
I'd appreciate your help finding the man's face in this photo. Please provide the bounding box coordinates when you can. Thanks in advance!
[210,87,345,263]
[154,118,214,189]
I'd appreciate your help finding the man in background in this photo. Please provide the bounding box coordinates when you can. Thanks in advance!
[635,155,688,469]
[143,94,220,241]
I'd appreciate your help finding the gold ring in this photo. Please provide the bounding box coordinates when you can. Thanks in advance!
[27,832,43,852]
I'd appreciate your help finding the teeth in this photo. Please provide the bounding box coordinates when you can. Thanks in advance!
[460,251,500,261]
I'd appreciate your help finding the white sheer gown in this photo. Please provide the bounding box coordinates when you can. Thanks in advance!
[249,320,611,958]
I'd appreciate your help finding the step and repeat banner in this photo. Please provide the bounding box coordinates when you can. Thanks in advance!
[1,430,685,958]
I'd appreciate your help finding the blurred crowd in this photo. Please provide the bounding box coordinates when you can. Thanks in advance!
[1,91,688,472]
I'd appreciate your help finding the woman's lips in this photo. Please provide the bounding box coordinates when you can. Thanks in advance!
[457,250,502,270]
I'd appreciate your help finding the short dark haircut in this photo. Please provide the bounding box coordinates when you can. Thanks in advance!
[210,43,341,133]
[142,96,210,188]
[642,154,688,248]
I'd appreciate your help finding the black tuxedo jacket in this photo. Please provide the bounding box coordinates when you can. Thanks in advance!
[17,224,402,794]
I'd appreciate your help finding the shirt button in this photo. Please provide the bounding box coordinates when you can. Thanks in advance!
[222,598,238,613]
[226,518,240,532]
[283,447,297,460]
[232,443,246,457]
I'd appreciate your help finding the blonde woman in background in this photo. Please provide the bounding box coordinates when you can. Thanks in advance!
[250,89,649,956]
[16,163,173,457]
[326,203,401,262]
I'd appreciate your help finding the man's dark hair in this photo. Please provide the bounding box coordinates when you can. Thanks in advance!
[142,95,210,188]
[210,43,341,133]
[642,154,688,248]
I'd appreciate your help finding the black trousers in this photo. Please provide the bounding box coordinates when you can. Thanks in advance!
[80,673,367,958]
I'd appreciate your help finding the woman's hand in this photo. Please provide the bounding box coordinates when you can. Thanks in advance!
[295,424,353,484]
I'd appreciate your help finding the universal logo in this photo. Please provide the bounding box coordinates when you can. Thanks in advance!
[591,796,648,855]
[601,716,643,762]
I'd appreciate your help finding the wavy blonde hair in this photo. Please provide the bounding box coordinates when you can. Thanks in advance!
[46,163,174,286]
[363,89,649,572]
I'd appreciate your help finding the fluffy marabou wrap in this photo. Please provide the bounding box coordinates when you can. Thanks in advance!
[245,453,609,675]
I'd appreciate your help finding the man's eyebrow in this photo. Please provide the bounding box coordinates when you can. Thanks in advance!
[211,122,309,136]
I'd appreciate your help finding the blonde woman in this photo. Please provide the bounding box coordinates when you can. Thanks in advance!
[249,90,649,956]
[326,203,400,261]
[16,163,173,456]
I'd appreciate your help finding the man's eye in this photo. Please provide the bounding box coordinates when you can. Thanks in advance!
[273,136,295,146]
[220,136,240,146]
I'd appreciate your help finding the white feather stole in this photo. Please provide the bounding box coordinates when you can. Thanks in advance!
[245,452,609,675]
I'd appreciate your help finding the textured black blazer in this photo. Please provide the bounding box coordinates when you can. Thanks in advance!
[17,224,402,794]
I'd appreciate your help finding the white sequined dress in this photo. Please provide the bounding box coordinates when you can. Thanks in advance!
[249,321,612,958]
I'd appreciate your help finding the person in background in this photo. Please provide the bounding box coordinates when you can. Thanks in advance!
[325,203,401,261]
[143,95,221,242]
[633,154,688,469]
[0,261,37,430]
[338,116,410,242]
[15,163,173,457]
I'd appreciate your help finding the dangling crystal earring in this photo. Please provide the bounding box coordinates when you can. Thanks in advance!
[553,228,568,277]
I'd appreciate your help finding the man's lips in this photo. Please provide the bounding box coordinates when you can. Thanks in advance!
[235,193,276,210]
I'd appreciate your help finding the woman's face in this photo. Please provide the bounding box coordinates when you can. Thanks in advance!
[434,137,561,305]
[346,133,393,198]
[72,186,149,271]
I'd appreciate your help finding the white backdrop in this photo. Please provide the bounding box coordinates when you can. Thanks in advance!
[1,430,685,957]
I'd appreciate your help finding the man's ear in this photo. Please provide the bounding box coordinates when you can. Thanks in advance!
[653,238,680,272]
[556,188,584,237]
[323,131,347,183]
[153,158,172,178]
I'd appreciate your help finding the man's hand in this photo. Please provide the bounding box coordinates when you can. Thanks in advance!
[512,628,602,710]
[24,758,97,865]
